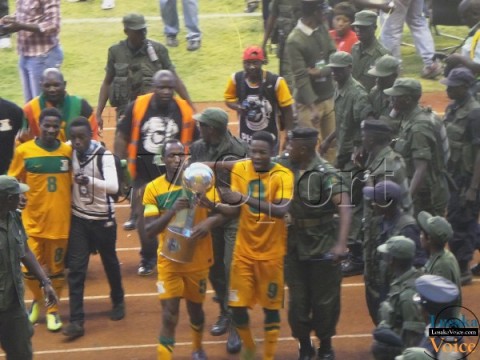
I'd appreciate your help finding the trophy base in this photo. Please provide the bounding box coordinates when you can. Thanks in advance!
[161,226,197,263]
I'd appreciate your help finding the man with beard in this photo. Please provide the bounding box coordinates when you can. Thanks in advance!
[115,69,197,276]
[224,46,294,152]
[20,68,99,143]
[440,67,480,285]
[8,107,72,332]
[351,10,390,92]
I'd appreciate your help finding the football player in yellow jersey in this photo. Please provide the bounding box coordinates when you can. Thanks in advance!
[143,139,226,360]
[8,107,72,332]
[218,131,294,360]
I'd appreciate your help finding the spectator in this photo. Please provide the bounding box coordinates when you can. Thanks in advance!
[0,98,23,174]
[0,0,11,48]
[62,117,125,340]
[20,68,99,142]
[224,46,294,152]
[160,0,201,51]
[0,0,63,102]
[328,2,358,53]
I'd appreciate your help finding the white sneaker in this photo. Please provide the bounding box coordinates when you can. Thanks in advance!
[101,0,115,9]
[0,38,11,49]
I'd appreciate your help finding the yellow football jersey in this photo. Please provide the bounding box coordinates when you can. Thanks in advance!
[143,175,216,272]
[8,139,72,239]
[231,159,293,260]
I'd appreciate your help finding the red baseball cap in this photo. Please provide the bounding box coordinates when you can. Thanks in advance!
[243,46,265,61]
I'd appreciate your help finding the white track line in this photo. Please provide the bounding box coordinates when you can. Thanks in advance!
[25,334,372,356]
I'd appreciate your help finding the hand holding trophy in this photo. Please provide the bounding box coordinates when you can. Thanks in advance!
[161,163,215,263]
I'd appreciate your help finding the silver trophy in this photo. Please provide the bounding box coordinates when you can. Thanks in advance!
[162,163,215,263]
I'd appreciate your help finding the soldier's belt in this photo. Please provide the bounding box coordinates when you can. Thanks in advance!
[292,217,332,228]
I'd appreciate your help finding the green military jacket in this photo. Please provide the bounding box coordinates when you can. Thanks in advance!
[0,211,27,312]
[334,76,372,169]
[277,154,346,260]
[351,39,390,92]
[285,22,336,105]
[444,94,480,178]
[424,249,462,299]
[364,145,412,214]
[106,39,174,107]
[369,85,392,120]
[393,106,449,214]
[378,268,425,347]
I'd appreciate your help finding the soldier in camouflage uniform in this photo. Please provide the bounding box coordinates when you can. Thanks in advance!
[320,51,372,276]
[367,55,401,132]
[385,78,450,217]
[278,127,351,360]
[262,0,302,90]
[351,11,390,92]
[441,67,480,285]
[372,236,425,360]
[362,181,422,325]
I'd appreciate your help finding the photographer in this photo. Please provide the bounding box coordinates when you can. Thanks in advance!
[224,46,294,153]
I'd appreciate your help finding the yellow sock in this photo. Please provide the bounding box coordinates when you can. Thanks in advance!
[24,276,44,303]
[190,323,204,351]
[237,326,256,350]
[157,344,173,360]
[263,328,280,360]
[47,275,65,314]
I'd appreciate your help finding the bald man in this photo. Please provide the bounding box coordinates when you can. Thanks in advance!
[114,69,198,276]
[20,68,99,143]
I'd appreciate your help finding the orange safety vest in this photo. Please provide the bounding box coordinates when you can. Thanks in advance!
[127,93,194,179]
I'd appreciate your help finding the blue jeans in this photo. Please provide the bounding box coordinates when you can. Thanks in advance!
[380,0,435,66]
[18,45,64,102]
[159,0,201,40]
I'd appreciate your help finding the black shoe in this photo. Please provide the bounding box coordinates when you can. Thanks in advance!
[298,345,315,360]
[123,218,137,231]
[110,302,125,321]
[138,259,155,276]
[471,263,480,276]
[210,313,229,336]
[341,259,364,277]
[461,269,473,286]
[226,325,241,354]
[317,348,335,360]
[62,321,84,340]
[244,2,259,13]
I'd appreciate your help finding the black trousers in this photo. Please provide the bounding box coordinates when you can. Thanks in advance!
[0,304,33,360]
[66,215,124,322]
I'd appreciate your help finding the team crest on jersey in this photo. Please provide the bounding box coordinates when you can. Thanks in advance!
[60,159,69,172]
[166,238,180,253]
[0,119,13,132]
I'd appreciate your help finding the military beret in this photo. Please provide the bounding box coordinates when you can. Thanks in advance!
[395,347,434,360]
[288,127,319,140]
[327,51,353,68]
[415,274,460,305]
[368,55,401,77]
[363,180,401,205]
[0,175,29,195]
[377,235,416,260]
[123,13,147,30]
[440,67,475,87]
[193,108,229,129]
[373,327,404,347]
[361,119,393,134]
[352,10,378,27]
[417,211,453,244]
[384,78,422,97]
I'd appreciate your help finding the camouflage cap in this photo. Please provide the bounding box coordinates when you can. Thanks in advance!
[327,51,353,68]
[368,55,401,77]
[123,13,147,30]
[0,175,29,195]
[351,10,377,26]
[395,347,435,360]
[193,108,229,129]
[417,211,453,244]
[415,274,459,305]
[377,235,416,260]
[384,78,422,97]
